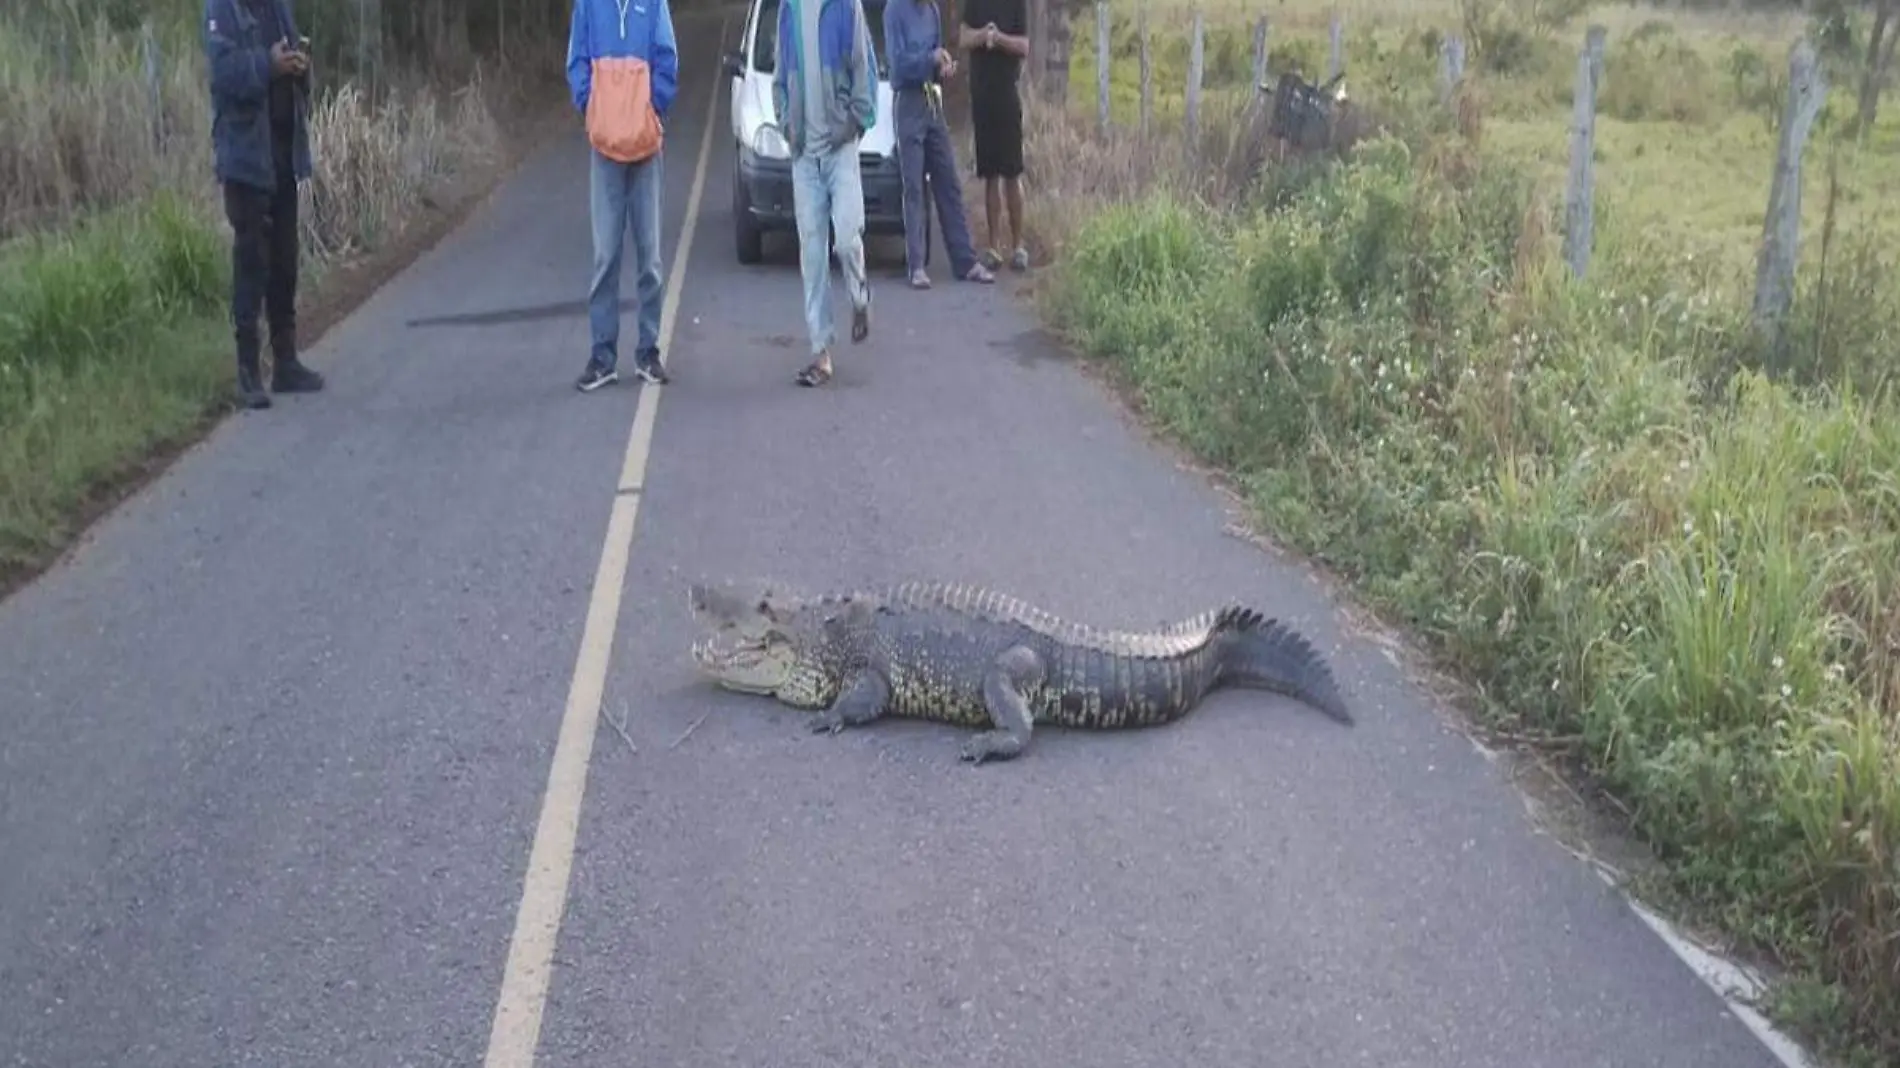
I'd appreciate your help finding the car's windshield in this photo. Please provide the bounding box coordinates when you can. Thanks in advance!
[752,0,890,75]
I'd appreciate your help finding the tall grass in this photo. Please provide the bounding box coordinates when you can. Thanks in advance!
[1025,0,1900,1063]
[0,2,563,584]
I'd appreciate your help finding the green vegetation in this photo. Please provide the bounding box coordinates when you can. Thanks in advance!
[1027,0,1900,1063]
[0,0,570,587]
[0,196,230,569]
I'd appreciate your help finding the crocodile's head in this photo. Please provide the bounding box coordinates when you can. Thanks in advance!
[687,579,857,710]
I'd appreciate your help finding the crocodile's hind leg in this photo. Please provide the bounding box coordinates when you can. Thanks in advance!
[810,670,892,735]
[960,645,1046,765]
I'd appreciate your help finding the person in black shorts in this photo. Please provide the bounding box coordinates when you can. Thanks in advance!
[958,0,1030,272]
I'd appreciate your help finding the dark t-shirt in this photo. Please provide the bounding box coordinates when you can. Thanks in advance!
[961,0,1026,99]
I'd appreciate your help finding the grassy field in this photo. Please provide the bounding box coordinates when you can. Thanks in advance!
[1019,0,1900,1063]
[0,0,567,588]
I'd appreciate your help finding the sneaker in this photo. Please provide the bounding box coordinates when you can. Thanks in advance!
[271,356,325,393]
[631,348,670,385]
[850,302,870,344]
[979,248,1003,271]
[576,360,619,392]
[1010,246,1030,272]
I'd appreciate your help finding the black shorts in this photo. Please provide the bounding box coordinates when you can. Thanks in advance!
[969,83,1023,179]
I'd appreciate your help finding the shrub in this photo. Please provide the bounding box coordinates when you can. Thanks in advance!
[1037,25,1900,1053]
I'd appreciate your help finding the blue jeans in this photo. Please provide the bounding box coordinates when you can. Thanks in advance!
[895,90,979,278]
[588,145,665,369]
[791,138,869,358]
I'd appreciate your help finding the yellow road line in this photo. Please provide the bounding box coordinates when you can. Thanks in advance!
[480,27,725,1068]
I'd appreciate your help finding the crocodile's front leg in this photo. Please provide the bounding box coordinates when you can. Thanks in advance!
[960,645,1046,764]
[810,670,892,735]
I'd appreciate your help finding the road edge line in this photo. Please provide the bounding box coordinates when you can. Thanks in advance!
[479,25,726,1068]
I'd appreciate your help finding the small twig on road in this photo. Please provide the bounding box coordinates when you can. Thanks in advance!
[604,701,638,754]
[669,709,713,750]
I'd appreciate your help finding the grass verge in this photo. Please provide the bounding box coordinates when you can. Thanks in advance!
[1018,1,1900,1064]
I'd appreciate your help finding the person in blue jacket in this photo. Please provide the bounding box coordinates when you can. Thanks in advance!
[567,0,681,391]
[883,0,993,289]
[203,0,325,410]
[773,0,879,388]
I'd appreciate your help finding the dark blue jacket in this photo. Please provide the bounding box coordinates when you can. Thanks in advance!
[883,0,943,92]
[203,0,313,190]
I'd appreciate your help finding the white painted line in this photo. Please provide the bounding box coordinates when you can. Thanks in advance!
[480,27,725,1068]
[1593,868,1819,1068]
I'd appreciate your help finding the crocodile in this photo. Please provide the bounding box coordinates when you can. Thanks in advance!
[687,579,1353,764]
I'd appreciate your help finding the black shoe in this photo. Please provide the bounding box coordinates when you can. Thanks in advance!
[236,364,272,410]
[631,348,669,385]
[272,356,326,394]
[576,360,619,392]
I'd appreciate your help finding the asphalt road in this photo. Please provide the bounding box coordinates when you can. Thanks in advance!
[0,12,1790,1068]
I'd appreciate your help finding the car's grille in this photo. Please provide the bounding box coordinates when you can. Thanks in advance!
[861,152,889,171]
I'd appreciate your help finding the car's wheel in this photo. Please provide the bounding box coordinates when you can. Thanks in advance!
[733,154,763,265]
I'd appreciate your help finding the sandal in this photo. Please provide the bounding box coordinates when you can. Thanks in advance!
[795,360,833,387]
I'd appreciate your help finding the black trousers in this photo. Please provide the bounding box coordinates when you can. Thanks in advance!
[222,168,300,370]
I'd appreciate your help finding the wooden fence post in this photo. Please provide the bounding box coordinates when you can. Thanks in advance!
[1096,0,1111,134]
[1440,34,1465,102]
[1252,15,1269,88]
[1186,8,1205,141]
[1752,37,1828,343]
[1563,25,1606,280]
[1138,0,1153,137]
[1327,11,1343,81]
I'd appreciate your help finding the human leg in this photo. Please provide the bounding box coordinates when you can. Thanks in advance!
[1006,176,1028,270]
[823,141,871,344]
[582,147,631,390]
[987,87,1029,271]
[971,88,1007,270]
[625,148,670,384]
[222,181,272,409]
[921,116,990,282]
[791,150,837,383]
[895,94,932,282]
[264,172,324,393]
[981,178,1004,270]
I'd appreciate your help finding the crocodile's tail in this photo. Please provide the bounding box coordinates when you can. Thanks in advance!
[1210,607,1353,726]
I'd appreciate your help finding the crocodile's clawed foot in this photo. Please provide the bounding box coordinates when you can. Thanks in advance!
[958,732,1009,764]
[809,711,846,735]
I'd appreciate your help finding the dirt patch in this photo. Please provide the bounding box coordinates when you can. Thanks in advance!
[0,89,572,608]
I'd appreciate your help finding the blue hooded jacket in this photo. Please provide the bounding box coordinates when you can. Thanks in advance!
[203,0,313,191]
[567,0,681,119]
[771,0,880,154]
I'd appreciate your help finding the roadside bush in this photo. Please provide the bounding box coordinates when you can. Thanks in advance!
[1042,103,1900,1066]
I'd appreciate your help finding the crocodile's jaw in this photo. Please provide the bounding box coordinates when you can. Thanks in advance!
[689,634,793,696]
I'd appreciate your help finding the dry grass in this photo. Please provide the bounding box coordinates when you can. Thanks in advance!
[1024,1,1900,1064]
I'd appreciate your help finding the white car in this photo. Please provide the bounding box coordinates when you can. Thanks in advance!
[722,0,931,264]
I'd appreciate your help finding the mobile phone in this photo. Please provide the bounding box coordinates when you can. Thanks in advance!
[295,34,311,53]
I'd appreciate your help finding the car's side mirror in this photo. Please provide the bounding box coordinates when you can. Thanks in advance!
[723,50,744,78]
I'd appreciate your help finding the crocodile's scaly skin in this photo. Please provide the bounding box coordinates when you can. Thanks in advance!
[688,580,1353,764]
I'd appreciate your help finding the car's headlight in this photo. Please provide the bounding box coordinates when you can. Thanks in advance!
[750,123,791,160]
